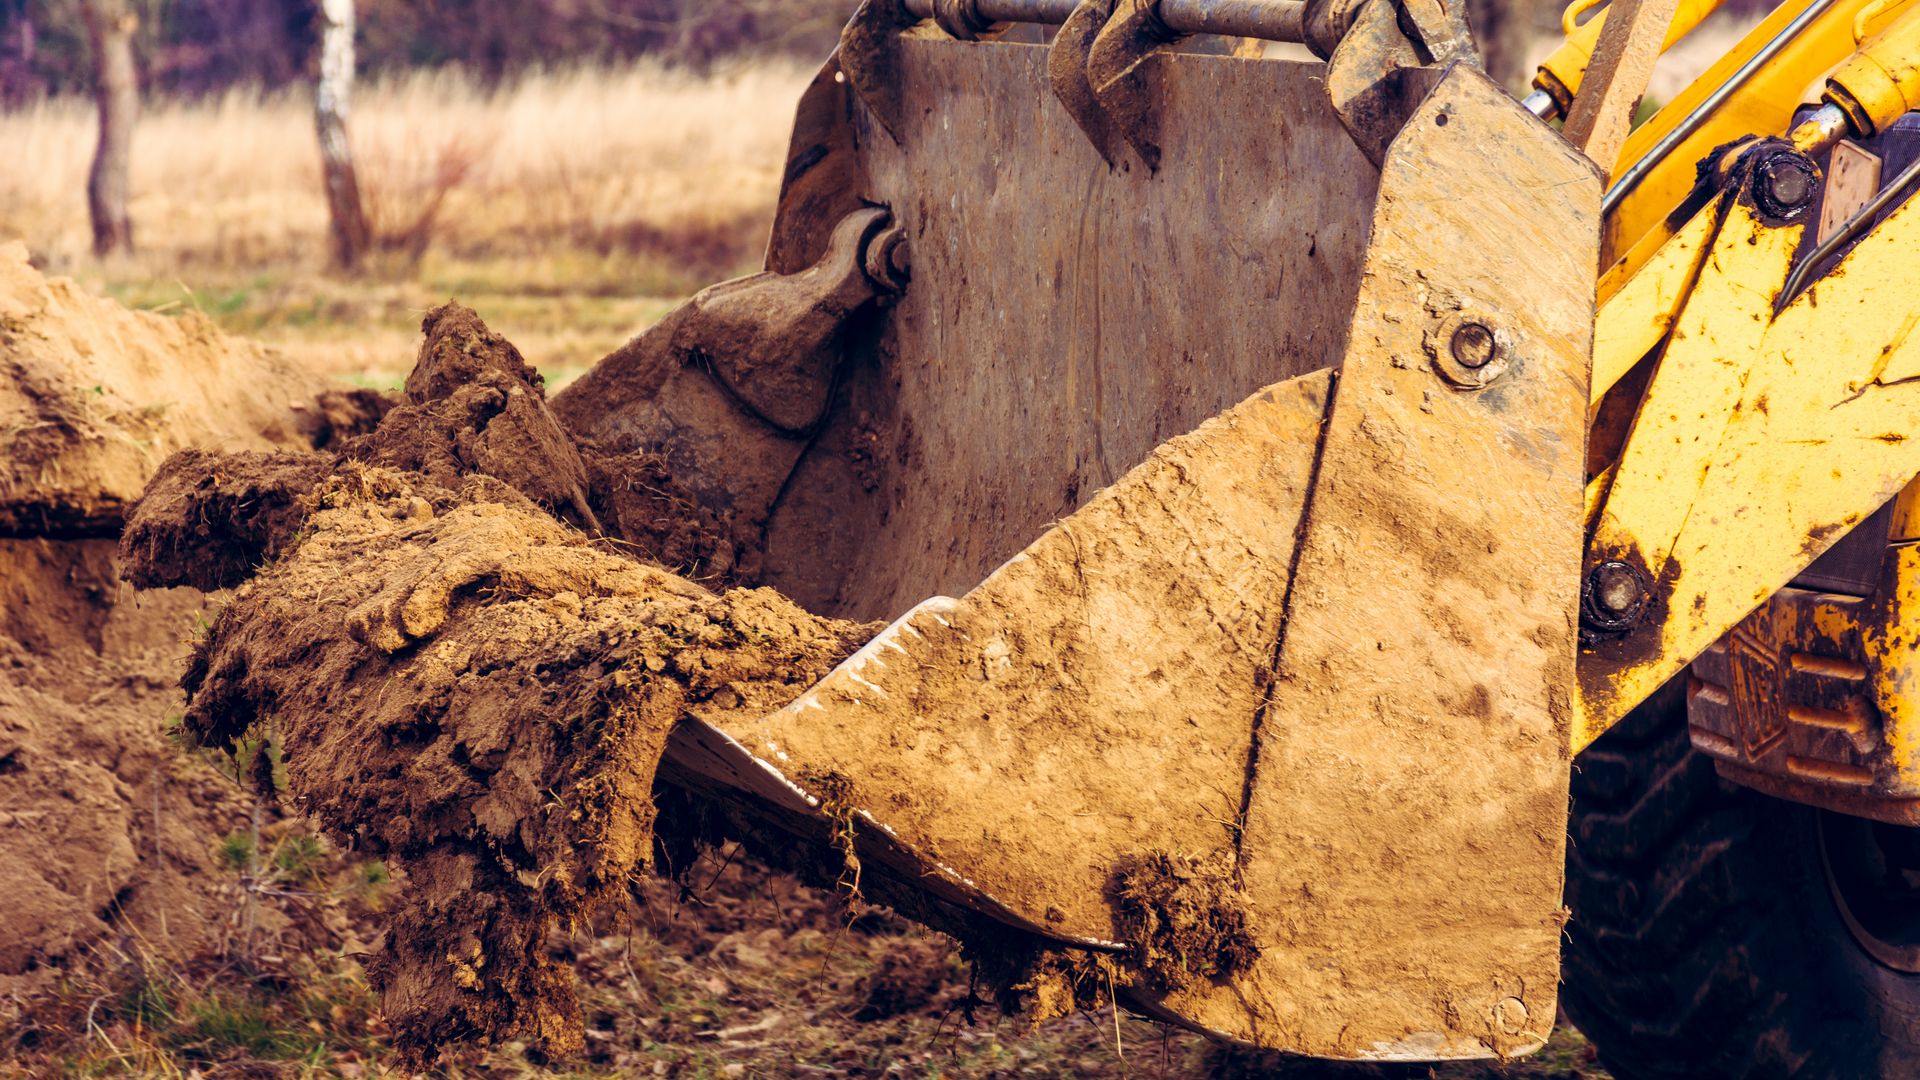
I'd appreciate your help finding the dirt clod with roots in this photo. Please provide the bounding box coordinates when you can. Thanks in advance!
[1109,850,1258,993]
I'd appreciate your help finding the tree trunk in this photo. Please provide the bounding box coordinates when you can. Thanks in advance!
[315,0,369,271]
[81,0,137,256]
[1471,0,1540,92]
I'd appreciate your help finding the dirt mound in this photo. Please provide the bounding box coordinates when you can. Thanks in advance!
[120,449,335,592]
[164,464,872,1059]
[0,242,328,536]
[0,539,245,992]
[0,252,337,1006]
[347,305,602,535]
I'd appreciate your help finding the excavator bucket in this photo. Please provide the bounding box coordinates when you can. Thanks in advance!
[557,12,1601,1062]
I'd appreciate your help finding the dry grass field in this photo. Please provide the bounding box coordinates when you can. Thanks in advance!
[0,61,814,389]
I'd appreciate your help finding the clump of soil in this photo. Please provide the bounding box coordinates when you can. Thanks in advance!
[306,387,400,449]
[346,304,601,535]
[584,448,757,584]
[166,457,872,1059]
[1109,851,1258,993]
[120,449,335,592]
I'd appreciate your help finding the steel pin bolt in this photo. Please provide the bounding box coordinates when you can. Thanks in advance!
[1583,559,1651,633]
[1449,322,1497,370]
[1755,152,1816,220]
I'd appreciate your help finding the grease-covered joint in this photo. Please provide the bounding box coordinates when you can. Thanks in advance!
[862,219,912,299]
[1752,149,1818,222]
[1581,558,1652,637]
[1300,0,1370,57]
[1700,137,1820,225]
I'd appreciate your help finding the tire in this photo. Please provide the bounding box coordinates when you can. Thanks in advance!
[1562,679,1920,1079]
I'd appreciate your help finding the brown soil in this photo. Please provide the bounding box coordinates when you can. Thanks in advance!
[168,468,872,1060]
[1108,852,1258,995]
[119,448,335,592]
[0,251,331,1007]
[119,304,884,1060]
[0,241,328,537]
[345,305,602,535]
[307,386,399,449]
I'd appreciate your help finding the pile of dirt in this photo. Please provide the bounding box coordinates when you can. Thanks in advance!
[0,242,329,536]
[177,471,870,1059]
[0,250,339,1008]
[123,303,878,1061]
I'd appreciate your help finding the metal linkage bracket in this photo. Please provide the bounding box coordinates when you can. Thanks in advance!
[839,0,919,143]
[1327,0,1480,164]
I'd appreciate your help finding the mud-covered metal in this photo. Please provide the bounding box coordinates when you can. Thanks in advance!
[1325,0,1444,163]
[763,34,1382,616]
[658,24,1604,1056]
[1576,153,1920,750]
[1686,561,1920,826]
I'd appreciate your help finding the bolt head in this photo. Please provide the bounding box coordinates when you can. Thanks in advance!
[1755,153,1816,219]
[1592,563,1642,614]
[1493,996,1529,1035]
[1449,322,1497,370]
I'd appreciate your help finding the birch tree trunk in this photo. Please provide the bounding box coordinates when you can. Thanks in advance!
[81,0,137,256]
[315,0,370,270]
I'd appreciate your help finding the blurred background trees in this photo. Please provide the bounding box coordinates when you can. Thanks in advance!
[78,0,135,253]
[0,0,860,103]
[1,0,1788,107]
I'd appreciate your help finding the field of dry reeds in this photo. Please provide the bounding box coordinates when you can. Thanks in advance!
[0,61,815,385]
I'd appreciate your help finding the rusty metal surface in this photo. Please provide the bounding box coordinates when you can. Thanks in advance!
[1689,581,1920,826]
[1325,0,1445,164]
[555,209,899,548]
[1086,0,1186,169]
[1049,0,1127,163]
[839,0,920,142]
[760,37,1384,620]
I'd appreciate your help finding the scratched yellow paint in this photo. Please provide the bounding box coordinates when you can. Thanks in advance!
[1591,202,1720,407]
[1575,191,1920,751]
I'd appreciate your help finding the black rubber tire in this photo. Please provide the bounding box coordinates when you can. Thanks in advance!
[1562,679,1920,1079]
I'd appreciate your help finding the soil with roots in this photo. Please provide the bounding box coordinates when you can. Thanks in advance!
[119,301,884,1061]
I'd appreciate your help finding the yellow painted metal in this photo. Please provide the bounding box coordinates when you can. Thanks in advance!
[1533,0,1723,114]
[1865,545,1920,792]
[1590,196,1719,406]
[1826,3,1920,132]
[1575,187,1920,751]
[1602,0,1919,278]
[1563,0,1608,35]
